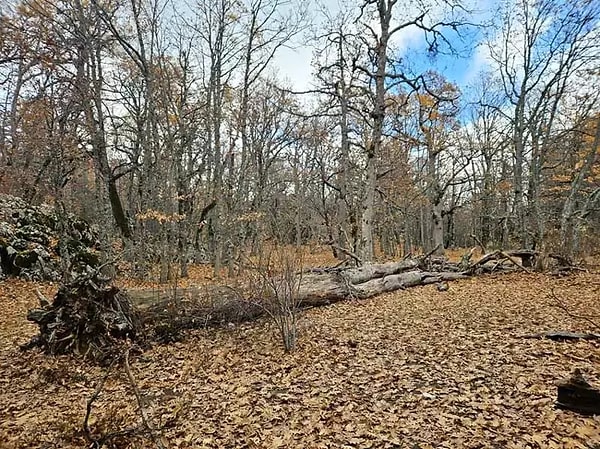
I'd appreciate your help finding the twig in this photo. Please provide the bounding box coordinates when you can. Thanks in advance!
[82,348,169,448]
[549,290,600,331]
[552,351,595,363]
[333,258,350,269]
[35,288,51,307]
[83,359,117,447]
[470,234,486,254]
[124,349,166,449]
[471,250,500,268]
[330,243,363,266]
[419,244,441,261]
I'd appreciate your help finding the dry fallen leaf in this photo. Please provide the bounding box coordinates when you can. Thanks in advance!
[1,270,600,448]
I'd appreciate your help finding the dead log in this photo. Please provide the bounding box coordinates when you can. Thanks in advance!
[131,258,468,341]
[130,252,547,342]
[469,250,534,274]
[521,331,600,341]
[124,249,531,342]
[131,265,464,310]
[319,259,420,284]
[556,369,600,415]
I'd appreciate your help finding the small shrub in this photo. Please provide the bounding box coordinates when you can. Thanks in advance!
[247,247,303,352]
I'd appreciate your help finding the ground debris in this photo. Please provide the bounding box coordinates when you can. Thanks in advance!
[521,331,600,341]
[2,268,600,448]
[24,268,143,362]
[557,369,600,415]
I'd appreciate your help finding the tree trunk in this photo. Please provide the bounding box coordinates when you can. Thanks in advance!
[560,115,600,256]
[360,155,377,261]
[131,251,531,338]
[130,258,468,320]
[107,179,131,239]
[432,201,445,255]
[360,1,392,262]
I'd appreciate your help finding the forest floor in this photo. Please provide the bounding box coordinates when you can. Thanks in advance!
[1,254,600,448]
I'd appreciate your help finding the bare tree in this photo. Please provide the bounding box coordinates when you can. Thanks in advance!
[489,0,600,248]
[559,111,600,256]
[464,75,510,248]
[354,0,467,261]
[311,4,365,258]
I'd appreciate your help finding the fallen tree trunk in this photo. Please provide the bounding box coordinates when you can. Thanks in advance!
[296,269,467,306]
[19,250,539,354]
[132,257,470,341]
[130,267,467,310]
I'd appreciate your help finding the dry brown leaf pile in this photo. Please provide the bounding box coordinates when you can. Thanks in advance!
[1,271,599,448]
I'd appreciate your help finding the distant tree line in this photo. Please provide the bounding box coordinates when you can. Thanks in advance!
[0,0,599,280]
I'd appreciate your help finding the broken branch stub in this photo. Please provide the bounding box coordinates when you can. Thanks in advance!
[556,369,600,415]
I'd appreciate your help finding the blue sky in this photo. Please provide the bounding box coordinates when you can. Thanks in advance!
[274,0,502,92]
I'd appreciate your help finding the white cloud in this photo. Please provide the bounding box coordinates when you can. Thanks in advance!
[272,0,493,91]
[462,41,496,85]
[273,45,316,92]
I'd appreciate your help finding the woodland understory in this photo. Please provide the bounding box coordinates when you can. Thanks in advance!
[1,0,599,275]
[1,0,600,447]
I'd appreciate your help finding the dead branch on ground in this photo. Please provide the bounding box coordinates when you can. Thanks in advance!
[470,234,486,254]
[83,348,168,448]
[549,290,600,331]
[548,253,588,275]
[329,243,363,266]
[469,250,533,274]
[124,349,166,449]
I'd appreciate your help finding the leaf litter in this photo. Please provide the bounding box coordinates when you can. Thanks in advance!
[0,271,599,448]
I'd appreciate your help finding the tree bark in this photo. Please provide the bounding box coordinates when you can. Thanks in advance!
[560,115,600,256]
[130,258,467,326]
[360,0,393,262]
[432,201,445,255]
